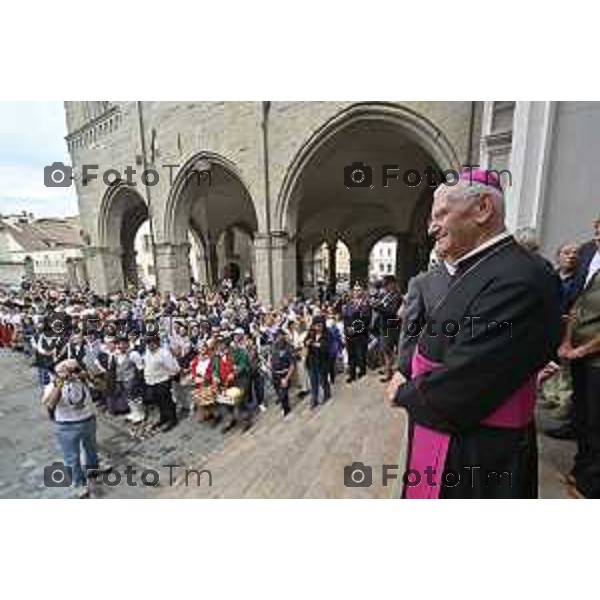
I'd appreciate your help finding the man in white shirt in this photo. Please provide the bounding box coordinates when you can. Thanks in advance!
[143,334,180,431]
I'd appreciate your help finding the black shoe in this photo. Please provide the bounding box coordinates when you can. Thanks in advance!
[544,424,576,440]
[358,371,366,379]
[346,376,356,384]
[221,420,237,433]
[161,421,177,432]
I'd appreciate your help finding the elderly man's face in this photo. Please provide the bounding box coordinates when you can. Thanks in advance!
[558,243,578,271]
[429,187,488,262]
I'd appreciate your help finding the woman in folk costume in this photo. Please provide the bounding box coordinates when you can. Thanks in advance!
[385,168,562,499]
[108,337,136,416]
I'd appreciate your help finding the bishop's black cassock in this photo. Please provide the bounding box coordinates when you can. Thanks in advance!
[395,235,562,498]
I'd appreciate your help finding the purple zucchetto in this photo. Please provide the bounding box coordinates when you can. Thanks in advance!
[458,167,503,191]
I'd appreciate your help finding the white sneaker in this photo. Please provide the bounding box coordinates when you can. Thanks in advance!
[259,405,267,413]
[97,461,112,474]
[71,484,89,499]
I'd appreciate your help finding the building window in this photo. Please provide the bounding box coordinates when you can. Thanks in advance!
[379,263,384,273]
[387,248,392,257]
[387,263,393,273]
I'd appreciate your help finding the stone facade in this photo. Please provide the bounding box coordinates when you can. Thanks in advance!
[481,101,600,257]
[65,101,480,302]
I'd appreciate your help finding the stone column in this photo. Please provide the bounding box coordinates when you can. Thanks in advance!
[75,258,89,289]
[348,239,369,287]
[122,248,139,289]
[155,242,191,296]
[326,240,337,294]
[395,233,410,291]
[207,240,219,285]
[66,258,77,289]
[253,233,272,306]
[272,231,297,304]
[83,246,124,295]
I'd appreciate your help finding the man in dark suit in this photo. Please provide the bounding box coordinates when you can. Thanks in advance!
[385,168,562,499]
[397,251,452,379]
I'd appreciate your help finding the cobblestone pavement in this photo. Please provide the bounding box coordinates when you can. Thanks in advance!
[0,350,575,499]
[0,350,223,499]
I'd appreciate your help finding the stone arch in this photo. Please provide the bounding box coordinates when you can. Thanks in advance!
[164,151,258,244]
[161,151,259,293]
[97,183,149,288]
[276,101,460,232]
[98,183,148,249]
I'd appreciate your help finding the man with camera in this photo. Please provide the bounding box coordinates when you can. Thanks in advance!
[41,359,99,498]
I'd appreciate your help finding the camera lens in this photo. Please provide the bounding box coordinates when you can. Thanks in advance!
[51,469,65,485]
[51,169,66,184]
[351,469,365,485]
[351,169,365,184]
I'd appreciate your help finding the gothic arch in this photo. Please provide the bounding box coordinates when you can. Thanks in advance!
[276,101,460,232]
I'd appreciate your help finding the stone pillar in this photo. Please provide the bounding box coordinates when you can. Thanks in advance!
[253,233,271,306]
[155,242,191,296]
[296,249,304,290]
[122,248,139,289]
[348,239,370,287]
[75,258,89,289]
[395,233,410,291]
[272,231,297,304]
[83,246,124,295]
[326,240,337,294]
[66,258,76,288]
[208,240,219,285]
[23,256,35,282]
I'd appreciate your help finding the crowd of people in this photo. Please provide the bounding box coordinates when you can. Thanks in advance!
[0,273,403,496]
[1,177,598,499]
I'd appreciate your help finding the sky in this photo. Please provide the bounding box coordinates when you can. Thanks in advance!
[0,101,78,218]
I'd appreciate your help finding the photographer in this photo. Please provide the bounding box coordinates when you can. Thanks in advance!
[41,359,98,498]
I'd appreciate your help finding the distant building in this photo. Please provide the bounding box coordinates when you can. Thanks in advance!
[369,236,397,282]
[0,212,87,287]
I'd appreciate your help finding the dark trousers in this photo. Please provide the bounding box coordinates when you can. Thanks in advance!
[249,371,265,407]
[273,374,291,415]
[572,359,600,498]
[308,366,331,407]
[145,380,177,426]
[329,355,337,384]
[347,336,368,379]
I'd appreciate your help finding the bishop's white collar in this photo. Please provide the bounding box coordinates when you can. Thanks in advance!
[449,230,511,272]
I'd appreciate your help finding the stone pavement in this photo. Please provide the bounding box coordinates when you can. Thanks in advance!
[0,349,576,499]
[0,350,223,499]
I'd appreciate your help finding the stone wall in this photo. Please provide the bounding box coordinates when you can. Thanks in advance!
[65,101,478,302]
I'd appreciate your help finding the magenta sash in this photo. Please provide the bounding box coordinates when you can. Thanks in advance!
[404,348,536,499]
